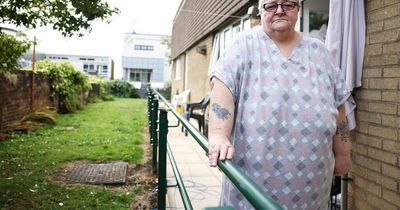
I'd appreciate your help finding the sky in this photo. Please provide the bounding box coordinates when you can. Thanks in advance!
[24,0,181,56]
[15,0,182,77]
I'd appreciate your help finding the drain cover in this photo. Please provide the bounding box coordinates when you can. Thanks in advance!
[67,162,128,184]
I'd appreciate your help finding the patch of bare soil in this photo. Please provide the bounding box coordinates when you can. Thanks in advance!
[51,140,157,210]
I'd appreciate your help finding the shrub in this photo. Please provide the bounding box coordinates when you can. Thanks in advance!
[88,76,114,102]
[0,32,31,74]
[36,59,91,113]
[157,82,171,100]
[105,80,139,98]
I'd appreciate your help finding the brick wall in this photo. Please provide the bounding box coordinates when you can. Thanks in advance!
[349,0,400,209]
[0,70,57,130]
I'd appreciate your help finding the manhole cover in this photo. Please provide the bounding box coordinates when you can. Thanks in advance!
[67,162,128,184]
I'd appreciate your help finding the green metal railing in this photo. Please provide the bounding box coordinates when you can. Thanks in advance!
[147,87,283,210]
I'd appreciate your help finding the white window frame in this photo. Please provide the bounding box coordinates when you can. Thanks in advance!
[208,34,220,76]
[184,52,189,90]
[208,13,251,76]
[174,58,181,80]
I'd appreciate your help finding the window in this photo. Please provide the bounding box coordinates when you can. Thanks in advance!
[184,53,189,90]
[174,59,181,80]
[208,34,220,76]
[83,64,89,72]
[102,65,108,74]
[134,45,154,51]
[129,69,152,83]
[209,13,251,75]
[242,17,251,31]
[232,22,241,36]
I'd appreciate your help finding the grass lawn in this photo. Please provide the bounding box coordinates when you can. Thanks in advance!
[0,98,149,209]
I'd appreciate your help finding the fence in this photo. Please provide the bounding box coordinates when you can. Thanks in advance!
[147,87,283,210]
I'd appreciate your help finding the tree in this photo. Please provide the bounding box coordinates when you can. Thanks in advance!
[0,33,31,74]
[161,36,172,62]
[0,0,119,37]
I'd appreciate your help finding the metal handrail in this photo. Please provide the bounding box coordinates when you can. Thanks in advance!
[167,142,193,210]
[150,88,283,210]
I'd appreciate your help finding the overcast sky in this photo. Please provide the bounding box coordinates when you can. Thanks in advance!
[19,0,178,57]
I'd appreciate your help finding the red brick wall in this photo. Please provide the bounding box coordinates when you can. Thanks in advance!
[0,70,57,130]
[349,0,400,209]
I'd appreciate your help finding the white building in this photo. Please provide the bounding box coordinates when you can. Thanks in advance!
[45,54,114,79]
[122,33,171,89]
[0,26,19,36]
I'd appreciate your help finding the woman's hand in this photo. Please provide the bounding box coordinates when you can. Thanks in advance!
[334,153,351,176]
[208,135,234,167]
[332,132,351,176]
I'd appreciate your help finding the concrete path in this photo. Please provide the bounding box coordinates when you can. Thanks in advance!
[165,114,223,209]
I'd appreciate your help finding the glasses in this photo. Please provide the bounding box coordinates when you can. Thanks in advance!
[262,1,298,12]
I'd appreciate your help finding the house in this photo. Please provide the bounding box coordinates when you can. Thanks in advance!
[44,54,114,80]
[0,25,19,36]
[121,32,171,91]
[171,0,400,209]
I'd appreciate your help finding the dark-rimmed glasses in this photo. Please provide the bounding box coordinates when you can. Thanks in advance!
[262,1,298,12]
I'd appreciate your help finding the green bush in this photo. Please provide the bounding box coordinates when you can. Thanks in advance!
[105,80,139,98]
[157,82,171,100]
[0,32,31,73]
[36,59,91,113]
[88,76,114,102]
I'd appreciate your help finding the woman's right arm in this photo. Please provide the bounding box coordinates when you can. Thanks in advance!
[208,77,236,167]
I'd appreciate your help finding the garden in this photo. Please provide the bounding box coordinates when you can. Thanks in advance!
[0,98,157,209]
[1,35,158,209]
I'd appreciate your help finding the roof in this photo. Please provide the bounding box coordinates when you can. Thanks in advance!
[171,0,255,59]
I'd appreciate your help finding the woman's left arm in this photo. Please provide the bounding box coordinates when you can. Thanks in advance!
[332,105,351,176]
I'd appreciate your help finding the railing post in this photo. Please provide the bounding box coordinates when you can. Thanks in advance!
[147,90,154,144]
[152,95,159,174]
[158,108,168,210]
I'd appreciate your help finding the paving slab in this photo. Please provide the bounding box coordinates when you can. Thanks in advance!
[166,114,223,209]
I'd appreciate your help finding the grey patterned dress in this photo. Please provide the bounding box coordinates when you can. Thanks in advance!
[211,26,349,210]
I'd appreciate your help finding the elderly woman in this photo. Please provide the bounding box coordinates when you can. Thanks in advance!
[208,0,351,209]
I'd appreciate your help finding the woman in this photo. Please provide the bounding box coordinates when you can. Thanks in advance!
[208,0,351,209]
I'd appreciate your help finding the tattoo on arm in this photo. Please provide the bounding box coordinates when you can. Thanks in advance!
[336,120,350,142]
[212,103,231,120]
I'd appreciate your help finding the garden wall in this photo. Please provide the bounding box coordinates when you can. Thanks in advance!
[0,70,58,130]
